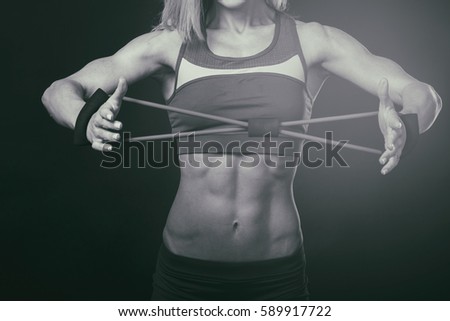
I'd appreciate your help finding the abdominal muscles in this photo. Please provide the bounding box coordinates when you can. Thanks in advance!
[162,154,303,261]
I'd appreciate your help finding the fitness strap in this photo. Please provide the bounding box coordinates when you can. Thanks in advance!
[399,113,419,157]
[73,89,109,145]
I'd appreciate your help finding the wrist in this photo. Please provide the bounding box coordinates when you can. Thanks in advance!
[73,89,109,146]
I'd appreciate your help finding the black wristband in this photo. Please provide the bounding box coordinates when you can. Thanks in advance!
[73,89,109,145]
[399,113,419,157]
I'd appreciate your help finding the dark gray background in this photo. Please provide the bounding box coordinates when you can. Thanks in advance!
[1,0,449,300]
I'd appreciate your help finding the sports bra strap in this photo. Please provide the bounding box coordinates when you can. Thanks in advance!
[285,16,309,85]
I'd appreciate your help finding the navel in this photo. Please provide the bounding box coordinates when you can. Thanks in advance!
[232,220,239,232]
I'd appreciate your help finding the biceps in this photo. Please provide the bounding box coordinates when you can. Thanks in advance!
[68,54,153,98]
[66,33,165,98]
[321,27,417,104]
[67,57,124,98]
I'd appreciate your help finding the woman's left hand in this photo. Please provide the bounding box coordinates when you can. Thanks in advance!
[377,78,407,175]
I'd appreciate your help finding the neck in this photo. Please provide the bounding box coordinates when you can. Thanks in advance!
[207,1,276,32]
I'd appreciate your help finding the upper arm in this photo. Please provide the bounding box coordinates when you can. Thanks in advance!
[300,22,418,105]
[66,29,181,98]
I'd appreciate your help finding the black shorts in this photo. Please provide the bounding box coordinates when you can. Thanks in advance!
[151,242,309,301]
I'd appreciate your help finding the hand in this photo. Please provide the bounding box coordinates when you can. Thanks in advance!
[87,78,128,151]
[378,78,406,175]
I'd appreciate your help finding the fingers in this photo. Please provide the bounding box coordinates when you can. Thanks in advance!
[90,126,121,152]
[380,154,400,175]
[91,141,113,152]
[94,113,122,131]
[89,125,120,152]
[93,126,121,142]
[88,78,127,152]
[384,123,404,151]
[379,124,407,175]
[384,129,396,152]
[91,110,122,144]
[385,108,403,130]
[379,147,396,165]
[99,106,116,122]
[377,78,406,175]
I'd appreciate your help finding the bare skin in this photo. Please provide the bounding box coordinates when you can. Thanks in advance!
[42,0,441,261]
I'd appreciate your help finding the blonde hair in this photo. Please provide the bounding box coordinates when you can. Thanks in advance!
[154,0,288,42]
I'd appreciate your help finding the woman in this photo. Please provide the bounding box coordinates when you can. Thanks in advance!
[41,0,441,300]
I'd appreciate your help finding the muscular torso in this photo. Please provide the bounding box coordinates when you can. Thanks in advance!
[153,21,327,261]
[163,155,302,261]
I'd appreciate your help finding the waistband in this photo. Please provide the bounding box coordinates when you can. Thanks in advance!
[157,242,306,281]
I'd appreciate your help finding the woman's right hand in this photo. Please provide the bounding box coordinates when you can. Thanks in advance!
[86,78,128,151]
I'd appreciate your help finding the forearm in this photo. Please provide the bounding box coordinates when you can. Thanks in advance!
[41,79,89,130]
[400,82,442,134]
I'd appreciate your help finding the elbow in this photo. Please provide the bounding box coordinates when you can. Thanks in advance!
[41,80,74,129]
[41,82,57,121]
[41,81,67,127]
[41,79,76,127]
[41,80,63,111]
[41,78,86,129]
[41,83,54,110]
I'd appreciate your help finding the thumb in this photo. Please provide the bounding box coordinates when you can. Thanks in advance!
[109,77,128,109]
[378,78,393,109]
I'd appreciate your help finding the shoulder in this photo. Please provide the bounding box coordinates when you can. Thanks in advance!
[114,28,184,67]
[294,20,326,34]
[294,20,348,45]
[294,20,370,63]
[291,20,329,66]
[294,20,330,43]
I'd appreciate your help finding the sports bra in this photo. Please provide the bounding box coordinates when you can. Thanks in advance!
[167,12,313,156]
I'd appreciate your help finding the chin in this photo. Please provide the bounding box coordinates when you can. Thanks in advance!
[216,0,251,9]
